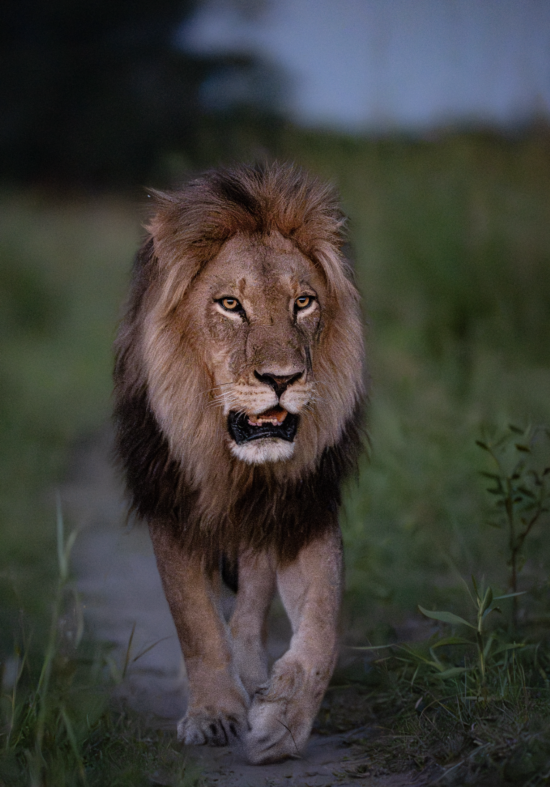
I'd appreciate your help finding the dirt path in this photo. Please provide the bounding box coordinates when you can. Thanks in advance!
[62,430,421,787]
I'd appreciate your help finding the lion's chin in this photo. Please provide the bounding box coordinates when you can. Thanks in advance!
[230,438,296,465]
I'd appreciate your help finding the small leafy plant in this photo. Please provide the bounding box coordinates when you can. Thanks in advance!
[477,424,550,626]
[419,576,525,690]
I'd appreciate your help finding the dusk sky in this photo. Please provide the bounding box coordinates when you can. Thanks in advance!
[181,0,550,132]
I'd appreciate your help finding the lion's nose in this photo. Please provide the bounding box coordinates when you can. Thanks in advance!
[254,370,304,398]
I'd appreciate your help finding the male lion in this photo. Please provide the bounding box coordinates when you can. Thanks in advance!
[114,163,365,764]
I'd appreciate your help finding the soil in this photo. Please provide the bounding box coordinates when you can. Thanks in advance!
[63,429,425,787]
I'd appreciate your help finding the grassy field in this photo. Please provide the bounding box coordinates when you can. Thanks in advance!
[283,130,550,616]
[1,129,550,784]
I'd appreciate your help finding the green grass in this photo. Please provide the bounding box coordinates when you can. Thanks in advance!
[0,504,203,786]
[1,128,550,784]
[320,423,550,785]
[0,190,139,623]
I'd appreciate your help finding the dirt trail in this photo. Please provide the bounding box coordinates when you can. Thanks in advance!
[63,430,421,787]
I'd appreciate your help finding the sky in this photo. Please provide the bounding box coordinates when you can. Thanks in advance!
[180,0,550,132]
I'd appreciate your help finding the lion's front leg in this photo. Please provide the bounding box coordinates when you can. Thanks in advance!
[245,526,343,764]
[230,549,277,696]
[148,521,249,747]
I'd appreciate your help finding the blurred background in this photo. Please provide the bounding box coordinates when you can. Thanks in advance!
[2,0,550,650]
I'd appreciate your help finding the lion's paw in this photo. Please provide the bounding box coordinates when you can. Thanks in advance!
[244,694,312,764]
[177,707,248,747]
[243,665,315,764]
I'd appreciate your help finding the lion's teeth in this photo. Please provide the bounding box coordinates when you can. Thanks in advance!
[248,408,288,426]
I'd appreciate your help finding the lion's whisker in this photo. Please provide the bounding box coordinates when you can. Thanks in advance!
[200,381,236,396]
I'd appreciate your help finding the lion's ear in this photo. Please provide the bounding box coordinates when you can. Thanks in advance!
[144,189,189,266]
[132,236,155,273]
[312,241,359,306]
[143,188,178,262]
[142,190,210,315]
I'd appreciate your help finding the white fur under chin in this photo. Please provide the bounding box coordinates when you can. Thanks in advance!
[230,438,296,464]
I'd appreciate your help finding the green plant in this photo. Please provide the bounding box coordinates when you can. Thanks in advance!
[352,577,525,700]
[0,499,92,785]
[418,576,525,690]
[477,424,550,626]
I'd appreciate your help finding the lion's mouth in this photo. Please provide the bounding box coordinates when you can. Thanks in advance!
[228,406,299,444]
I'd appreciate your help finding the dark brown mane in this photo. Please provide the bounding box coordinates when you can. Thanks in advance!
[114,162,366,571]
[150,162,344,245]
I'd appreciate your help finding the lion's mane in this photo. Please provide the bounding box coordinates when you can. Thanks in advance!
[114,163,366,568]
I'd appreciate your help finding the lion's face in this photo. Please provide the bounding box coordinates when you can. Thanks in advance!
[187,232,329,464]
[133,164,364,494]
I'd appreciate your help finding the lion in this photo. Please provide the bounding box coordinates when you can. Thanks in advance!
[113,162,366,764]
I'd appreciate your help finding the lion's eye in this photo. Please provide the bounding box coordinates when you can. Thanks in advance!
[295,295,314,311]
[219,297,242,312]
